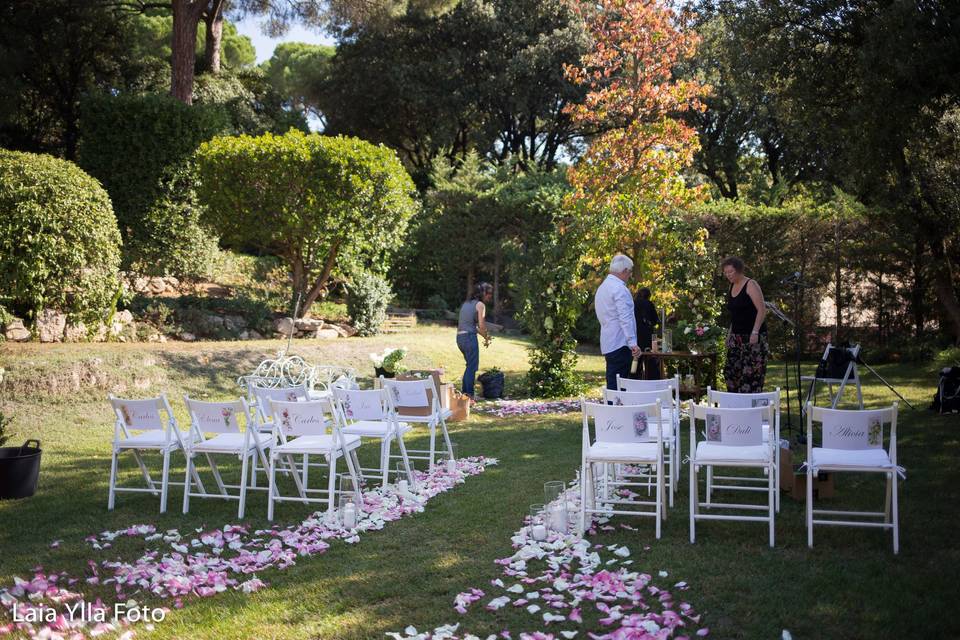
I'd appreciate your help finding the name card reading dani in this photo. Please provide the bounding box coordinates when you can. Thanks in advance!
[706,410,762,446]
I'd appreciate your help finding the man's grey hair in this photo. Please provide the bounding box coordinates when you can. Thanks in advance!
[609,254,634,274]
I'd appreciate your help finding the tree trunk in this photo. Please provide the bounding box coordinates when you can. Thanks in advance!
[170,0,205,104]
[928,235,960,344]
[911,234,926,338]
[301,243,341,317]
[834,216,842,340]
[203,7,223,74]
[493,247,501,322]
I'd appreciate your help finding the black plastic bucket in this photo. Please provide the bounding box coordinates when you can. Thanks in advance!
[0,440,41,500]
[478,371,505,399]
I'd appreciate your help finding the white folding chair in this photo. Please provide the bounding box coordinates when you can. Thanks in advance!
[181,397,273,519]
[265,398,362,521]
[580,400,665,538]
[616,375,682,493]
[706,387,782,512]
[603,388,678,508]
[107,394,203,513]
[249,383,314,486]
[333,387,417,490]
[689,403,776,547]
[381,378,454,471]
[805,403,902,553]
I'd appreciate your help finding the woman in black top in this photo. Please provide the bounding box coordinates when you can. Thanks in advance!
[634,288,660,378]
[721,256,768,392]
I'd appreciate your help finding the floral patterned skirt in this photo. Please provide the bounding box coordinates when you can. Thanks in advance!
[724,333,769,393]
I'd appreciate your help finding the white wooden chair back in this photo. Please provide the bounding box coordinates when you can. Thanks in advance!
[334,387,390,422]
[583,401,662,444]
[604,388,673,408]
[184,397,248,435]
[692,404,766,447]
[252,383,310,421]
[617,375,678,394]
[708,388,780,411]
[109,395,169,432]
[382,378,434,411]
[812,405,895,451]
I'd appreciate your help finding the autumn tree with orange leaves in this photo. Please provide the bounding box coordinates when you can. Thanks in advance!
[518,0,713,396]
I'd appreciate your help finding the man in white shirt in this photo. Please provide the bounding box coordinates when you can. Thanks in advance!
[595,254,641,390]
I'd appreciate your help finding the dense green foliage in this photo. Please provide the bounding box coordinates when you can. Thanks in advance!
[78,93,229,276]
[195,130,419,317]
[346,271,392,336]
[0,150,121,324]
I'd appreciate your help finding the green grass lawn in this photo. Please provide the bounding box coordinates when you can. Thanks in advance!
[1,326,958,639]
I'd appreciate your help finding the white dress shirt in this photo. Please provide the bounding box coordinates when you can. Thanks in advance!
[595,274,638,355]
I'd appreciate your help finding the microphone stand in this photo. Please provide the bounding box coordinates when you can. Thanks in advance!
[779,272,814,441]
[764,302,795,437]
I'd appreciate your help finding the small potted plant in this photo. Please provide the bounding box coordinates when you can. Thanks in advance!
[370,347,407,379]
[0,368,43,500]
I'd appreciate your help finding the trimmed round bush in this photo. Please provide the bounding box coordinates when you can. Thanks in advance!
[346,271,392,337]
[0,150,122,323]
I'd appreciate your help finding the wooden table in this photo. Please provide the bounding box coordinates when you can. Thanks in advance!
[639,351,720,399]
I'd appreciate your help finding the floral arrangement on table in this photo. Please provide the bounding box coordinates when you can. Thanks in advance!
[674,320,723,354]
[370,347,407,376]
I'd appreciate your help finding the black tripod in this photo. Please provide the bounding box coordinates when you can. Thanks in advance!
[854,350,916,409]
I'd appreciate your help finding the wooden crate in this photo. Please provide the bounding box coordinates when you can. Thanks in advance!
[383,309,418,332]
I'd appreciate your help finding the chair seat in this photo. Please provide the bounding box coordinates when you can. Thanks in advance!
[393,413,438,424]
[811,447,893,469]
[696,442,771,463]
[193,432,273,453]
[118,431,191,450]
[274,433,361,455]
[587,441,660,463]
[342,420,412,437]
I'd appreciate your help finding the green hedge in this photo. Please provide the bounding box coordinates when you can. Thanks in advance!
[78,93,229,277]
[0,150,121,323]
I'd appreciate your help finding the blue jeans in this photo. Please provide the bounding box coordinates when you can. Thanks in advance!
[604,346,633,390]
[457,332,480,397]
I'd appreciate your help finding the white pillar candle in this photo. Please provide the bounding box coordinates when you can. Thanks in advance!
[397,479,410,494]
[342,503,357,529]
[532,524,547,541]
[549,504,567,533]
[446,458,458,473]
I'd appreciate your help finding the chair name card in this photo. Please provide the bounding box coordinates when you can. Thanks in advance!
[117,401,161,429]
[341,391,383,421]
[593,405,653,443]
[390,383,429,408]
[705,409,762,446]
[193,404,239,433]
[276,405,327,436]
[822,411,884,450]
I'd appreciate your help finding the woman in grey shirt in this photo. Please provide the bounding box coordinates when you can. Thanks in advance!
[456,282,493,399]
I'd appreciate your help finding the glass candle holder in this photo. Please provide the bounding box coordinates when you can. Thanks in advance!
[395,461,411,493]
[544,480,564,506]
[547,501,568,533]
[438,442,459,473]
[529,504,547,541]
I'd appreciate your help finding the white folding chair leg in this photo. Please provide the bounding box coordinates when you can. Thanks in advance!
[380,439,391,487]
[706,466,713,506]
[327,452,338,514]
[131,450,159,494]
[302,453,309,489]
[108,450,119,510]
[428,425,437,472]
[208,455,229,496]
[440,416,454,458]
[892,472,900,554]
[238,451,251,519]
[396,433,417,491]
[689,457,697,543]
[655,456,663,539]
[267,454,277,521]
[182,453,194,514]
[159,450,171,514]
[768,463,775,548]
[806,465,814,548]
